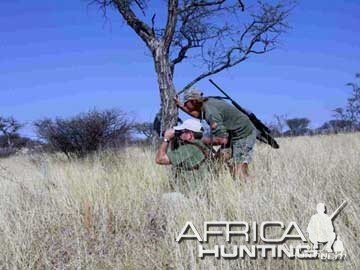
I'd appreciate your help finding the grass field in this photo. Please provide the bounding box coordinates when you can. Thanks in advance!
[0,133,359,269]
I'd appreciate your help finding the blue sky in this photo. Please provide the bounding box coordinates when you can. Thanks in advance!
[1,0,359,137]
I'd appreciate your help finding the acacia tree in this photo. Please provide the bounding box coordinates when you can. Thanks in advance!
[0,116,23,148]
[133,121,153,140]
[91,0,293,132]
[333,73,360,129]
[285,117,310,136]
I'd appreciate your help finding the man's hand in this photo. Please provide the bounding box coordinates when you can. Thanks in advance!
[164,128,175,140]
[156,128,174,165]
[202,136,228,146]
[174,95,201,118]
[174,95,183,108]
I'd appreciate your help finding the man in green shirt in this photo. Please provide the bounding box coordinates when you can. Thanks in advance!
[175,89,256,180]
[155,119,212,193]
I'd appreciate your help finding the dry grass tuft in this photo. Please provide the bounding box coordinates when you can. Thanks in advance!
[0,133,359,269]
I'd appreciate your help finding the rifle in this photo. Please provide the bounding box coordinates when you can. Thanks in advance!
[209,79,280,149]
[330,201,347,220]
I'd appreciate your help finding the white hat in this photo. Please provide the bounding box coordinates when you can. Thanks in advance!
[174,119,203,133]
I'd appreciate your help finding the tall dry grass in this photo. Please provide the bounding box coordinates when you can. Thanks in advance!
[0,133,359,269]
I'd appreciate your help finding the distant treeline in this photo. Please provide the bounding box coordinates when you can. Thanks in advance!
[268,73,360,137]
[0,111,358,159]
[267,116,358,137]
[1,74,359,158]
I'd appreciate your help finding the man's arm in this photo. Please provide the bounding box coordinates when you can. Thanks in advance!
[202,136,228,146]
[155,129,174,165]
[155,141,171,164]
[202,108,228,146]
[174,96,201,118]
[178,104,201,118]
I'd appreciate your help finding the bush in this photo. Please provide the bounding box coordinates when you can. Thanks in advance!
[0,134,30,149]
[316,120,356,134]
[0,147,17,158]
[0,116,23,147]
[34,109,133,158]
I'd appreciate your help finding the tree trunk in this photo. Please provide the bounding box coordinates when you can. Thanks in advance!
[5,132,12,149]
[153,45,178,135]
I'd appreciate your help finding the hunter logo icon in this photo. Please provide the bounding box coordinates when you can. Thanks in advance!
[307,201,347,253]
[176,200,347,260]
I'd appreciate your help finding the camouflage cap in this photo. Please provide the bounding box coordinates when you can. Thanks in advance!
[183,88,204,103]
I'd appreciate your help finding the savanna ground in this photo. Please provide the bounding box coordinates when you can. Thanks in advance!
[0,133,359,269]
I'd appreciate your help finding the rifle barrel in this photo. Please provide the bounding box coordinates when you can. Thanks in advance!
[209,79,249,115]
[330,201,347,220]
[209,79,278,148]
[209,79,230,98]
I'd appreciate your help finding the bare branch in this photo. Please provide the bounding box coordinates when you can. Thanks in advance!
[181,53,248,91]
[114,1,155,48]
[163,0,179,52]
[171,40,192,67]
[170,1,234,69]
[237,0,245,11]
[182,0,226,9]
[151,13,156,36]
[89,1,156,49]
[178,0,292,92]
[170,18,200,67]
[134,0,147,16]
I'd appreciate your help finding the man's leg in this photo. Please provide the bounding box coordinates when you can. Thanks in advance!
[324,232,336,252]
[234,162,249,178]
[232,130,256,180]
[241,163,249,176]
[308,233,319,250]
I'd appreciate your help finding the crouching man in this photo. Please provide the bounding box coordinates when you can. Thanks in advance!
[175,89,257,180]
[155,119,212,193]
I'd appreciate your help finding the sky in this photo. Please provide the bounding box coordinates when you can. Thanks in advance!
[1,0,359,138]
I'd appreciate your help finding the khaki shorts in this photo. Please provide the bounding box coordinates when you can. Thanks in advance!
[231,129,256,164]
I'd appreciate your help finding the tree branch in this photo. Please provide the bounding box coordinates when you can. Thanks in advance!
[163,0,179,52]
[113,0,155,49]
[171,41,192,67]
[183,0,226,9]
[170,3,230,70]
[151,13,156,36]
[181,52,247,92]
[179,1,291,92]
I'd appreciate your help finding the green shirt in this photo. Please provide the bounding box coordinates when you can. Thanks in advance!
[202,97,255,139]
[167,140,209,170]
[167,140,211,192]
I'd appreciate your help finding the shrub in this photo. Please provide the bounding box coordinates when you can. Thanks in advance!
[34,109,133,157]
